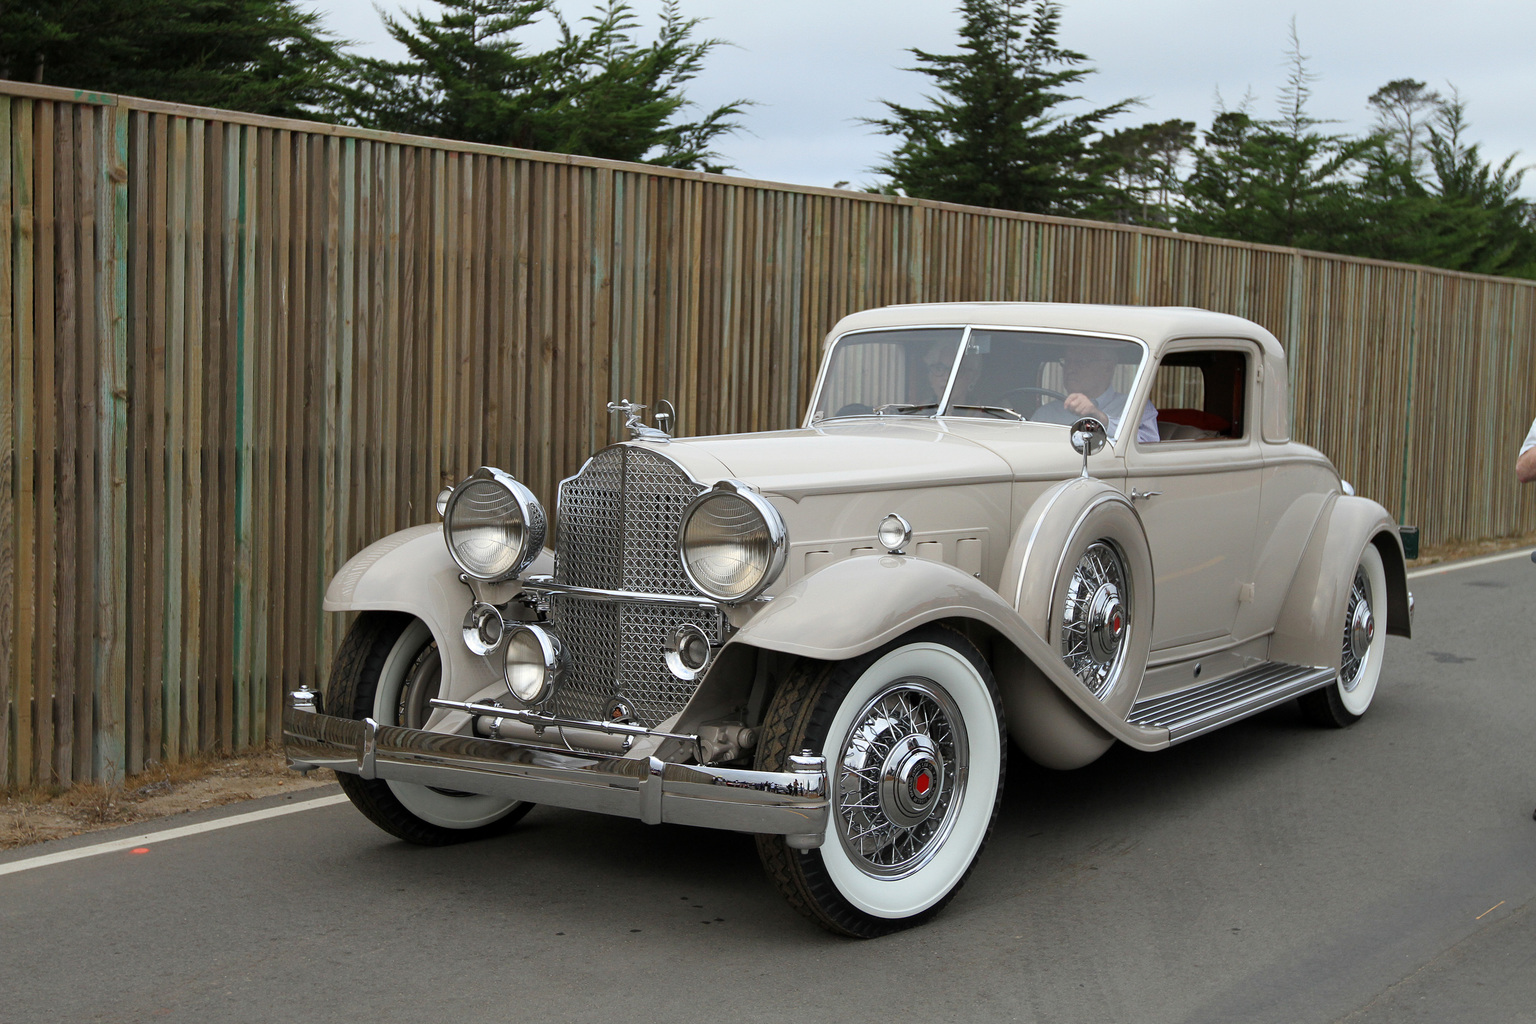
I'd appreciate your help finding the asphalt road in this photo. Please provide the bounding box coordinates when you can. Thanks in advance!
[4,551,1535,1024]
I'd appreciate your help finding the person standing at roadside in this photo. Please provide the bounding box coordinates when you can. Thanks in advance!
[1519,416,1536,483]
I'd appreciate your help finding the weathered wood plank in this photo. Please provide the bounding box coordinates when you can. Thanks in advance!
[145,112,169,765]
[33,100,57,786]
[93,101,129,781]
[53,104,79,786]
[163,115,187,760]
[125,108,150,774]
[0,98,14,788]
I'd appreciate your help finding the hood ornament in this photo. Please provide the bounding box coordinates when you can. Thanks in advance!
[608,398,676,443]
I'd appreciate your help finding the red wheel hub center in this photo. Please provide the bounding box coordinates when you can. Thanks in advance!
[914,771,931,795]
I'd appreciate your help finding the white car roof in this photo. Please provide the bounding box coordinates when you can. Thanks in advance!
[826,302,1286,361]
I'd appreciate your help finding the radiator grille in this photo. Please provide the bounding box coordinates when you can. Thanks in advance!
[548,446,717,728]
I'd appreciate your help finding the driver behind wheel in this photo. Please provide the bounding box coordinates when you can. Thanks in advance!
[1030,345,1159,442]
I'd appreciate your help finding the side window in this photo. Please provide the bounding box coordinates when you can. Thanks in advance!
[1146,350,1248,442]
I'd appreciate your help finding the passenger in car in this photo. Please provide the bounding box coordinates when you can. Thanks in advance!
[1031,346,1159,443]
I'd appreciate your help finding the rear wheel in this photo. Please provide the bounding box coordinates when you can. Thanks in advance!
[1299,544,1387,728]
[755,625,1005,937]
[328,611,533,845]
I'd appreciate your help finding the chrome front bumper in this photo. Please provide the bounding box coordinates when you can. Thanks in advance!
[283,707,830,848]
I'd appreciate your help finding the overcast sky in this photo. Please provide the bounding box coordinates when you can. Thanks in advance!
[309,0,1536,198]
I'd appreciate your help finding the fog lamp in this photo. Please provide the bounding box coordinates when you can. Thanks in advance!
[503,624,563,704]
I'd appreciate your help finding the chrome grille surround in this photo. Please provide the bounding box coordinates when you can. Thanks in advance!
[548,446,719,728]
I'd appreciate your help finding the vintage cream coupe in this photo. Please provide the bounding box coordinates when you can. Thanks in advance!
[286,302,1414,937]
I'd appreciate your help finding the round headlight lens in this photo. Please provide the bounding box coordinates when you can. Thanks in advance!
[442,468,546,581]
[679,482,787,603]
[503,624,562,704]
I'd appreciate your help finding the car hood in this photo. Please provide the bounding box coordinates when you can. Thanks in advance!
[653,418,1085,500]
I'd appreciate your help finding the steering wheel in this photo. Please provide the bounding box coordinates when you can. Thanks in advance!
[998,386,1067,409]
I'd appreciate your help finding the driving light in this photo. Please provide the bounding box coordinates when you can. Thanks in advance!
[877,513,912,555]
[503,624,563,704]
[678,480,787,603]
[442,467,546,581]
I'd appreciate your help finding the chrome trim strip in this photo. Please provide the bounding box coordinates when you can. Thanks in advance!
[522,575,723,612]
[429,697,700,744]
[283,708,830,843]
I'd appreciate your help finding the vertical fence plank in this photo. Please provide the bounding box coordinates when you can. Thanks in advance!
[54,105,79,786]
[125,109,150,774]
[10,98,34,789]
[33,100,56,786]
[0,98,12,788]
[93,101,129,780]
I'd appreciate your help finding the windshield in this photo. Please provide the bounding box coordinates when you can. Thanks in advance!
[810,327,1146,438]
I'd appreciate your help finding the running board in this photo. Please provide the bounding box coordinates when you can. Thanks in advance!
[1128,662,1336,744]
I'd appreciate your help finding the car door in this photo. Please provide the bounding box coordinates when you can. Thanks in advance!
[1124,341,1264,652]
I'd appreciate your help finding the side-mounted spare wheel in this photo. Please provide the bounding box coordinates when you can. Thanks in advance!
[1001,479,1153,768]
[327,611,534,844]
[754,625,1006,938]
[1298,543,1388,728]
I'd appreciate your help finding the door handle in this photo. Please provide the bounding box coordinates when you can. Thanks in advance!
[1130,489,1162,502]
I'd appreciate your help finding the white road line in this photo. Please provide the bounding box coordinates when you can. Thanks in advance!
[1407,548,1536,579]
[0,793,349,878]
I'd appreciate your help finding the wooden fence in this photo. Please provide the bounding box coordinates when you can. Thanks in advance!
[3,80,1534,788]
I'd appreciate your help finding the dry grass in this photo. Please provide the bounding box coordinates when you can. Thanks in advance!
[1,748,328,851]
[1407,530,1536,568]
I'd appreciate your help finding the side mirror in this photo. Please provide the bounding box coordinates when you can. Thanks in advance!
[1069,416,1107,477]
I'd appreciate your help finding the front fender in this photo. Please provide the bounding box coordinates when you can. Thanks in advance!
[730,554,1172,753]
[734,554,1035,662]
[324,525,553,701]
[1270,495,1409,669]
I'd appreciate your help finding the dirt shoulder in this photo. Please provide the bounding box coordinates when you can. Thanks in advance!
[1,749,329,851]
[4,534,1532,851]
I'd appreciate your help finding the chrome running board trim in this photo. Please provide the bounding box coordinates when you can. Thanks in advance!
[284,707,829,846]
[1127,662,1335,743]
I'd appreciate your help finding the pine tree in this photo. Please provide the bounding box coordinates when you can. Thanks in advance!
[0,0,348,119]
[1180,28,1374,250]
[865,0,1130,214]
[340,0,744,172]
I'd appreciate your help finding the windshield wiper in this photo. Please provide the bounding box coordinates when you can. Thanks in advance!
[948,404,1024,421]
[874,402,938,416]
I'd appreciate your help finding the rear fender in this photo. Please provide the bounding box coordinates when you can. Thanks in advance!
[1270,496,1409,669]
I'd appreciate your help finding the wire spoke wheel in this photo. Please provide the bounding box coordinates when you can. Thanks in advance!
[755,625,1005,938]
[835,681,967,878]
[1300,543,1388,728]
[1060,539,1130,698]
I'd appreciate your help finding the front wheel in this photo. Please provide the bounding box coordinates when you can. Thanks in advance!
[327,611,533,845]
[755,625,1006,937]
[1299,543,1388,728]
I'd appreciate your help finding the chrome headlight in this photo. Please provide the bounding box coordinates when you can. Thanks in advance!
[442,467,546,581]
[678,480,787,603]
